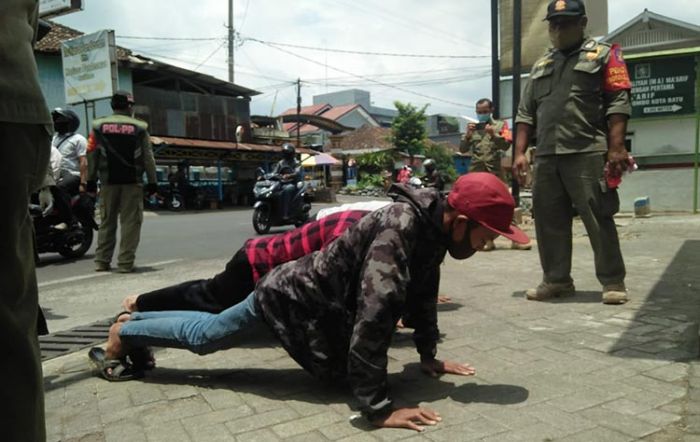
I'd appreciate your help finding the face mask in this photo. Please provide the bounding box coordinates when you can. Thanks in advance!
[476,113,491,123]
[549,27,584,51]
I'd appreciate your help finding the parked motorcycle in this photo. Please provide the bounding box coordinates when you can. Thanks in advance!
[145,182,185,211]
[31,192,97,260]
[252,168,311,234]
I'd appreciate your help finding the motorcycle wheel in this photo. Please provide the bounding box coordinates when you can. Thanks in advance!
[252,207,271,234]
[168,194,185,211]
[59,224,93,258]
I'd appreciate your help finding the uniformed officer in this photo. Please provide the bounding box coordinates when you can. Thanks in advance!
[512,0,633,304]
[0,1,51,440]
[87,91,157,273]
[460,98,512,178]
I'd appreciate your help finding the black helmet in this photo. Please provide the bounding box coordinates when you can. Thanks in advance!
[51,108,80,134]
[281,143,296,159]
[111,90,135,110]
[424,158,436,172]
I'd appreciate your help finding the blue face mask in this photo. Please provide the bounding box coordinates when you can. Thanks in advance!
[477,113,491,123]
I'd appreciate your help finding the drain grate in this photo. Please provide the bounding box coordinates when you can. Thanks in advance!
[40,318,113,361]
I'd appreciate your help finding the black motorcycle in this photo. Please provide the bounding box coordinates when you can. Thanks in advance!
[252,168,311,234]
[31,192,97,260]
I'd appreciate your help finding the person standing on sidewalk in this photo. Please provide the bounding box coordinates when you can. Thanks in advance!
[0,1,52,440]
[87,91,157,273]
[460,98,530,252]
[512,0,632,305]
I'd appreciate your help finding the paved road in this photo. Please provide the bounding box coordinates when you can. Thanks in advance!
[37,197,385,333]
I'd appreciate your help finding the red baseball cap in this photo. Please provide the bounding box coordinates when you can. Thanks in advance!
[447,173,530,244]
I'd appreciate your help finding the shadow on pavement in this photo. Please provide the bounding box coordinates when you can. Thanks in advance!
[510,290,602,303]
[612,239,700,361]
[41,306,67,321]
[37,253,94,268]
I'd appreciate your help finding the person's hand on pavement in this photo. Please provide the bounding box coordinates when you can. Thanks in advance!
[512,153,529,186]
[371,407,442,432]
[421,358,476,377]
[437,295,452,304]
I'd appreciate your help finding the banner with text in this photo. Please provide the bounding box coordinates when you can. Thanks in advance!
[39,0,82,18]
[628,56,696,119]
[61,30,118,105]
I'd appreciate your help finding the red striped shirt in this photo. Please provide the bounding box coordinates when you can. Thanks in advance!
[244,210,369,282]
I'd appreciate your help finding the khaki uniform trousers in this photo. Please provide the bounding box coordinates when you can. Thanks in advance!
[532,152,626,286]
[0,123,50,442]
[95,183,144,270]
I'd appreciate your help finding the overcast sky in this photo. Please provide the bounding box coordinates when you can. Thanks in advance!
[54,0,700,118]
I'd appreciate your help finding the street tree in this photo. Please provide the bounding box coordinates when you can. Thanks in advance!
[391,101,428,158]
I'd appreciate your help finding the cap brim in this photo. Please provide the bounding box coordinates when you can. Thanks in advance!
[478,221,530,244]
[545,12,585,20]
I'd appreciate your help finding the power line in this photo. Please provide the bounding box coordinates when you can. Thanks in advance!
[255,40,474,109]
[117,35,223,41]
[242,36,488,59]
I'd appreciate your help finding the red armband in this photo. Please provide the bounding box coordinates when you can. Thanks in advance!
[604,44,632,93]
[87,131,97,152]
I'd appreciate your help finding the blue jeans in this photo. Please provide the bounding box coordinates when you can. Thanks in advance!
[119,292,266,355]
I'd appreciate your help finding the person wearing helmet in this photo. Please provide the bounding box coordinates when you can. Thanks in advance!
[50,108,88,227]
[87,90,158,273]
[270,143,301,220]
[421,159,444,191]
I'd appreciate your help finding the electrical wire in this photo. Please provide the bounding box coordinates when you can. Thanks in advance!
[242,36,488,59]
[117,35,223,41]
[254,40,473,108]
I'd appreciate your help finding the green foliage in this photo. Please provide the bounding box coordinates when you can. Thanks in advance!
[391,101,428,157]
[424,142,458,183]
[355,151,394,173]
[357,174,385,189]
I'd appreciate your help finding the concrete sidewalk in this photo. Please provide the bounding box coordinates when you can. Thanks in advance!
[43,214,700,441]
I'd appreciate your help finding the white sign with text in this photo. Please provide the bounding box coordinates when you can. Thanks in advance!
[61,30,118,104]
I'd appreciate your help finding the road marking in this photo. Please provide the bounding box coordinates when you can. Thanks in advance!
[38,259,183,288]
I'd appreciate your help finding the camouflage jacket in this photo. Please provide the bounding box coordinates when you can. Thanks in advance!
[255,184,449,419]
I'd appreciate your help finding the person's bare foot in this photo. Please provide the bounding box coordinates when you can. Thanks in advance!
[105,322,126,360]
[122,294,139,313]
[115,312,131,323]
[396,318,405,329]
[437,295,452,304]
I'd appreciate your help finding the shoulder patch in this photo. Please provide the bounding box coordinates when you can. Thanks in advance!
[604,44,632,92]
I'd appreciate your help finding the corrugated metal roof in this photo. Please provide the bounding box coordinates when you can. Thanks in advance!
[151,136,316,154]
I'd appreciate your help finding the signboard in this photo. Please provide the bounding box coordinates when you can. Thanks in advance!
[500,0,608,75]
[628,56,696,119]
[39,0,83,18]
[61,30,118,104]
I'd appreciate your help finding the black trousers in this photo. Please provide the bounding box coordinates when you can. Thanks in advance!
[135,248,255,313]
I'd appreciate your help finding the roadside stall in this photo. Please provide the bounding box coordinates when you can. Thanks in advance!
[301,152,339,202]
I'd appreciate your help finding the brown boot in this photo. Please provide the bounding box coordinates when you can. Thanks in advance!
[511,241,532,250]
[602,283,628,305]
[526,281,576,301]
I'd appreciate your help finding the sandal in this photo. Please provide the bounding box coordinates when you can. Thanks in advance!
[127,346,156,371]
[88,347,143,382]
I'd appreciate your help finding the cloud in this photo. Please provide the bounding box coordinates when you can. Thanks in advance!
[53,0,700,118]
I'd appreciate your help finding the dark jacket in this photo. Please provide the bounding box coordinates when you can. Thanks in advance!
[255,184,450,419]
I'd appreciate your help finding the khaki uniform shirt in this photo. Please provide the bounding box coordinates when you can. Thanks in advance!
[0,0,51,124]
[87,113,157,185]
[460,118,511,165]
[515,38,632,156]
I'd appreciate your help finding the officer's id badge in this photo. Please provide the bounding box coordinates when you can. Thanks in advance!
[555,0,566,11]
[604,44,632,92]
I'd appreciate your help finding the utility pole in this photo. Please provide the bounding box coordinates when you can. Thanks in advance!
[296,78,301,148]
[228,0,234,83]
[491,0,500,118]
[511,0,522,206]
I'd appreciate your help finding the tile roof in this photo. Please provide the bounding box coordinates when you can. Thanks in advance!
[334,125,393,151]
[35,21,132,60]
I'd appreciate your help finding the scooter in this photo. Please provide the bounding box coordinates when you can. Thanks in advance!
[31,192,97,260]
[252,168,311,234]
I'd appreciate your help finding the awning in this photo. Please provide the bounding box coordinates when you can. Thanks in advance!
[301,153,339,167]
